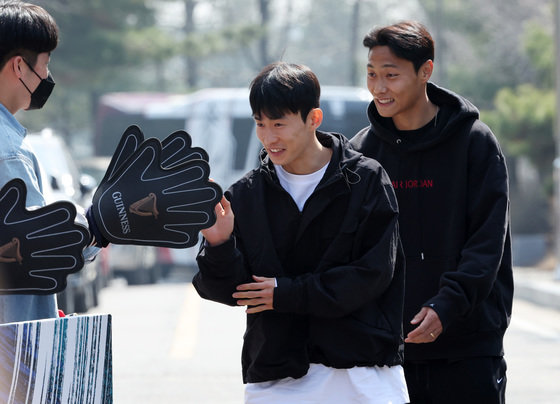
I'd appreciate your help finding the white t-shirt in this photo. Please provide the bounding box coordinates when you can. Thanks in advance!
[247,164,409,403]
[246,363,409,404]
[274,163,328,211]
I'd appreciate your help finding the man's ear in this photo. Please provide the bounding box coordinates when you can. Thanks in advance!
[419,60,434,83]
[308,108,323,128]
[9,56,24,78]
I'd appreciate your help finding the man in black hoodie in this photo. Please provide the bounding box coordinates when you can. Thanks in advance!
[193,62,409,403]
[351,21,513,403]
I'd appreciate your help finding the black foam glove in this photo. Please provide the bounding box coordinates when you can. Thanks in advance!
[90,126,222,248]
[100,125,209,179]
[0,179,90,294]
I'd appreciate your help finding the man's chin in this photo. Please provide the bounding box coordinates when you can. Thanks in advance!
[375,105,395,118]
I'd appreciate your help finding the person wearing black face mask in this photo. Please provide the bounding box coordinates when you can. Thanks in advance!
[0,2,96,324]
[0,1,223,327]
[19,57,55,110]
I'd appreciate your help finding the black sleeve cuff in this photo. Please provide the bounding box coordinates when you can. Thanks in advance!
[85,205,110,248]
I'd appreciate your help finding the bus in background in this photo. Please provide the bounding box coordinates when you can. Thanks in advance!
[94,92,190,156]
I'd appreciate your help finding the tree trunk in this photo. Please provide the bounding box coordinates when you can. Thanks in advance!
[349,0,361,86]
[258,0,270,67]
[185,0,198,88]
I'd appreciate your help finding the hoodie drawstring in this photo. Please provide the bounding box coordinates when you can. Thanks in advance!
[339,163,361,185]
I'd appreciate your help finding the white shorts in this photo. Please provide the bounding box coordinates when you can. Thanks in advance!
[245,363,409,404]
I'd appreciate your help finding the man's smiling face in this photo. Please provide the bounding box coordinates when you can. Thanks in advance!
[366,45,428,129]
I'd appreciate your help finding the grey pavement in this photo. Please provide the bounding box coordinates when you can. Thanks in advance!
[89,266,558,403]
[514,266,560,311]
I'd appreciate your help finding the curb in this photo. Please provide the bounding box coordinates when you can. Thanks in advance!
[514,267,560,311]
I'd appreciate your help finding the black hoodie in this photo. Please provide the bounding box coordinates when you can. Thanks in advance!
[351,83,513,361]
[194,131,405,383]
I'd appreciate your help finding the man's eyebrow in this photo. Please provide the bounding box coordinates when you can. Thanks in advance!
[367,62,398,69]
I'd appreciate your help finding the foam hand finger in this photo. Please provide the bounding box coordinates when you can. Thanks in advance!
[0,179,90,294]
[101,125,145,184]
[91,138,222,248]
[163,175,223,237]
[161,130,208,168]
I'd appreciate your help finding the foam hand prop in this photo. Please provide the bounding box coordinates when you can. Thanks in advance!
[90,126,222,248]
[100,125,209,179]
[0,179,90,294]
[161,128,209,168]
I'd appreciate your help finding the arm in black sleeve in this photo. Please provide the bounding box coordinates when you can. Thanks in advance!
[426,124,510,329]
[193,233,253,307]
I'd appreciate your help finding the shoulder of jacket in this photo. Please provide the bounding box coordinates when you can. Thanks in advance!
[229,168,260,190]
[466,119,503,150]
[349,126,372,147]
[341,155,389,193]
[354,153,385,174]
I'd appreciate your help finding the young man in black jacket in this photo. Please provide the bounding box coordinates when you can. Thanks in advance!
[193,62,409,403]
[351,21,513,403]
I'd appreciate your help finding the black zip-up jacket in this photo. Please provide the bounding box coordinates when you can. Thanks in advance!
[193,131,405,383]
[351,83,513,361]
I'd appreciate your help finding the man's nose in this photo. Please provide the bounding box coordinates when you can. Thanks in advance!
[260,128,277,145]
[374,79,387,94]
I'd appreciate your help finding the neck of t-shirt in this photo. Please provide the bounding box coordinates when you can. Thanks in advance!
[274,161,330,211]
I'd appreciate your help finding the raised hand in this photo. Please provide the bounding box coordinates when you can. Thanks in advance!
[102,125,209,178]
[201,195,234,247]
[0,179,90,294]
[91,136,222,248]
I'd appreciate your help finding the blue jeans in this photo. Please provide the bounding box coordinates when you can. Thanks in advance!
[0,294,57,324]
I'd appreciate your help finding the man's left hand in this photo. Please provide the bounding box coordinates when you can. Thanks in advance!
[405,306,443,344]
[233,275,275,314]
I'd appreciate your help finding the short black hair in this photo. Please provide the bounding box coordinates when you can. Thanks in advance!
[249,62,321,123]
[0,1,59,69]
[363,21,434,73]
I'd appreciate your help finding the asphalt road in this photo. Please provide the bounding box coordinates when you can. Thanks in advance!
[89,268,560,404]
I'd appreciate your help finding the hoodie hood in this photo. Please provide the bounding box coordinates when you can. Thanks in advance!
[367,82,479,153]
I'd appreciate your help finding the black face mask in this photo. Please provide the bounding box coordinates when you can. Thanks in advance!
[19,58,55,110]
